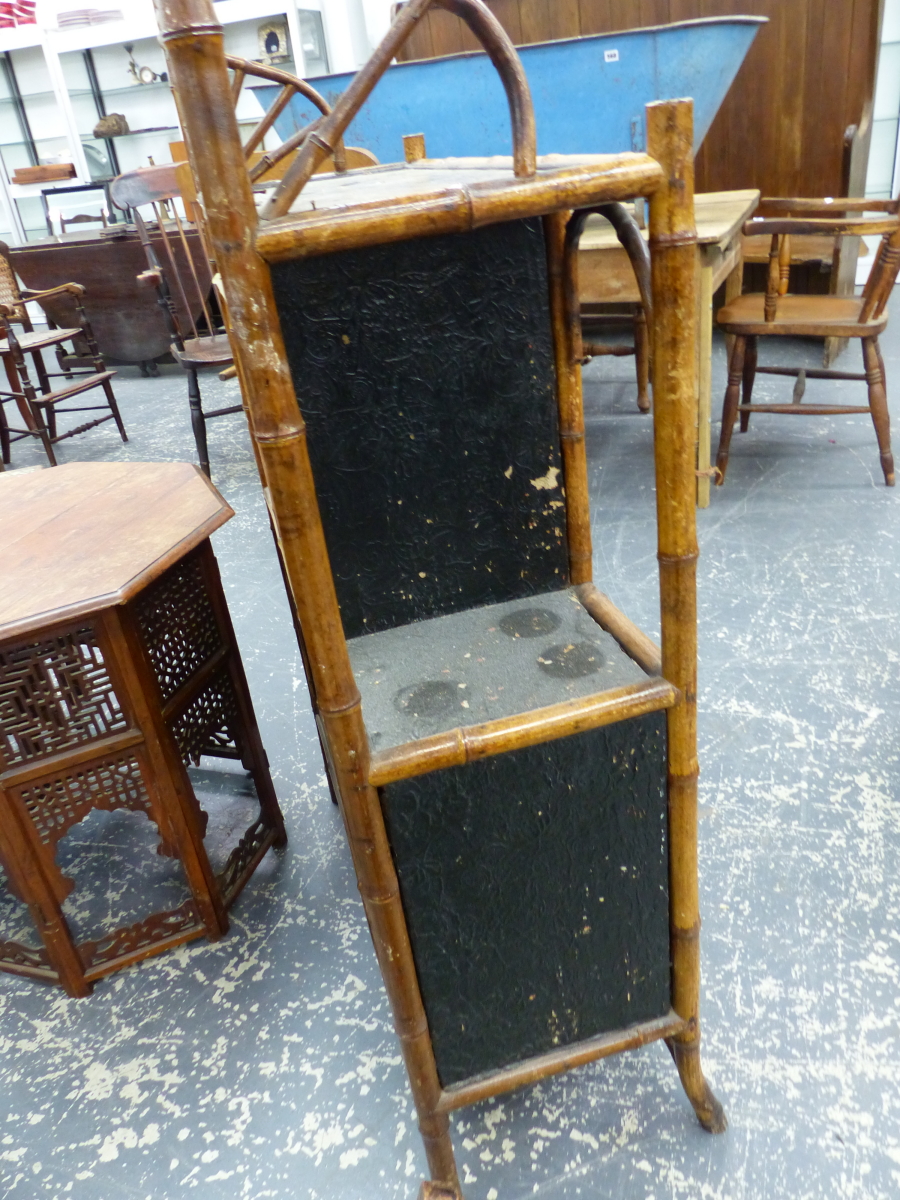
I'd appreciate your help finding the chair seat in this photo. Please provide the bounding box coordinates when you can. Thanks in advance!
[171,336,233,368]
[717,292,887,338]
[0,327,82,353]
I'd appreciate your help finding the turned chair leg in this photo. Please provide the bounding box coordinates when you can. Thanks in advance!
[102,377,128,443]
[739,335,757,432]
[715,335,746,485]
[634,304,651,413]
[0,401,9,463]
[862,336,894,487]
[186,366,211,477]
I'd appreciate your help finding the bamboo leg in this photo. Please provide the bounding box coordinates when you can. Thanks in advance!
[634,304,651,414]
[739,335,757,433]
[715,337,746,487]
[862,336,895,486]
[156,4,459,1186]
[647,98,726,1135]
[696,255,713,508]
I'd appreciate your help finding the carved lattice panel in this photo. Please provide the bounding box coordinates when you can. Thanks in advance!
[15,751,153,852]
[80,898,202,973]
[135,555,223,703]
[0,627,128,768]
[170,668,240,765]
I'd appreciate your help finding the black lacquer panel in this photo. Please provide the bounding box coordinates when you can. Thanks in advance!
[380,714,671,1087]
[271,218,568,638]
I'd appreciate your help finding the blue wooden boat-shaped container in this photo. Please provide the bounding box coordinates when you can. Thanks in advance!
[260,16,765,163]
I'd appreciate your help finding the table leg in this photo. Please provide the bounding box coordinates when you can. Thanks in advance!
[696,258,714,508]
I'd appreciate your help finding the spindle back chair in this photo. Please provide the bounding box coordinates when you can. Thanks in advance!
[110,164,239,477]
[715,198,900,487]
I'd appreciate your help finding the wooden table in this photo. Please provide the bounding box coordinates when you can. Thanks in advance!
[579,189,760,507]
[0,461,284,996]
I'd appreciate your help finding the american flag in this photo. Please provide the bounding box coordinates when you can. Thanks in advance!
[0,0,37,27]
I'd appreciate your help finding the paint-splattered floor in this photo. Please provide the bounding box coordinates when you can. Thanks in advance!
[1,303,899,1200]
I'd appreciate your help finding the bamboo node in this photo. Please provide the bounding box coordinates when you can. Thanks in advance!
[657,551,699,566]
[695,466,722,480]
[670,919,702,943]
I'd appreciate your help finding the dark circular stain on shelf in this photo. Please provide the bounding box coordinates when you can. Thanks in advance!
[394,680,460,719]
[536,641,604,679]
[498,608,563,638]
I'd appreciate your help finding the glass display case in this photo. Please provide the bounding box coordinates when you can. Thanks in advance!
[0,47,73,240]
[0,1,342,245]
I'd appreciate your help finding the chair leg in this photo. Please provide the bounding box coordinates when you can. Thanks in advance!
[862,336,894,487]
[634,305,651,413]
[0,401,10,464]
[739,335,757,432]
[102,377,128,443]
[30,348,52,395]
[187,368,211,477]
[715,335,746,486]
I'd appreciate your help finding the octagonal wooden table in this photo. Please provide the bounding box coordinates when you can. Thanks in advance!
[0,461,285,996]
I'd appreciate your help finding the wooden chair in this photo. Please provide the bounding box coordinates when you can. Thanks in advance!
[160,0,727,1192]
[109,164,238,478]
[0,279,126,467]
[715,198,900,488]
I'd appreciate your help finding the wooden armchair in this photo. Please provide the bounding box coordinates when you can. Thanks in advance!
[715,198,900,487]
[0,278,126,467]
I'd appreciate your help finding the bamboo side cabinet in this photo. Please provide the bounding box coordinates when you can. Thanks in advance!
[0,461,285,997]
[157,0,729,1191]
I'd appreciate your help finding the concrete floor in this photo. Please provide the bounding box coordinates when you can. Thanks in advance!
[1,304,899,1200]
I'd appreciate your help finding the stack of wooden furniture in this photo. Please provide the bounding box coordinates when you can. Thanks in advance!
[156,0,727,1192]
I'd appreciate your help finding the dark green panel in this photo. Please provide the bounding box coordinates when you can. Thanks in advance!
[380,714,671,1087]
[270,218,568,639]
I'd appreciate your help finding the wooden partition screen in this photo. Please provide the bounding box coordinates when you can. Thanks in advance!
[396,0,885,200]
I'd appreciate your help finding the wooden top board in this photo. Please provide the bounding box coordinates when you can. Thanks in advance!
[579,189,760,252]
[255,153,665,262]
[0,461,233,640]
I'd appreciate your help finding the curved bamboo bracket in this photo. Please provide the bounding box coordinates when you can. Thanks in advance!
[564,203,653,363]
[260,0,536,221]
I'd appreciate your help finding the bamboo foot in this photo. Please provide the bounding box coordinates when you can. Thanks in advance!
[418,1183,463,1200]
[667,1036,727,1133]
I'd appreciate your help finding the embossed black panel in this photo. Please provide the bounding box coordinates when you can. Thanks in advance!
[380,714,670,1086]
[271,219,568,638]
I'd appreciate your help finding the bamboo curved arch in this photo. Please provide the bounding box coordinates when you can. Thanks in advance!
[224,55,348,181]
[261,0,536,221]
[565,204,654,367]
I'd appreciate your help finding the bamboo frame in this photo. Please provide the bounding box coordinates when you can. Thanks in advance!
[154,0,726,1188]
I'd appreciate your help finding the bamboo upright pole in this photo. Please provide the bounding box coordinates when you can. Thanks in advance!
[646,98,726,1135]
[153,1,459,1188]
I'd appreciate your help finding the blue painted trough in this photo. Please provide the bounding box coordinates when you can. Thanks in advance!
[258,16,765,164]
